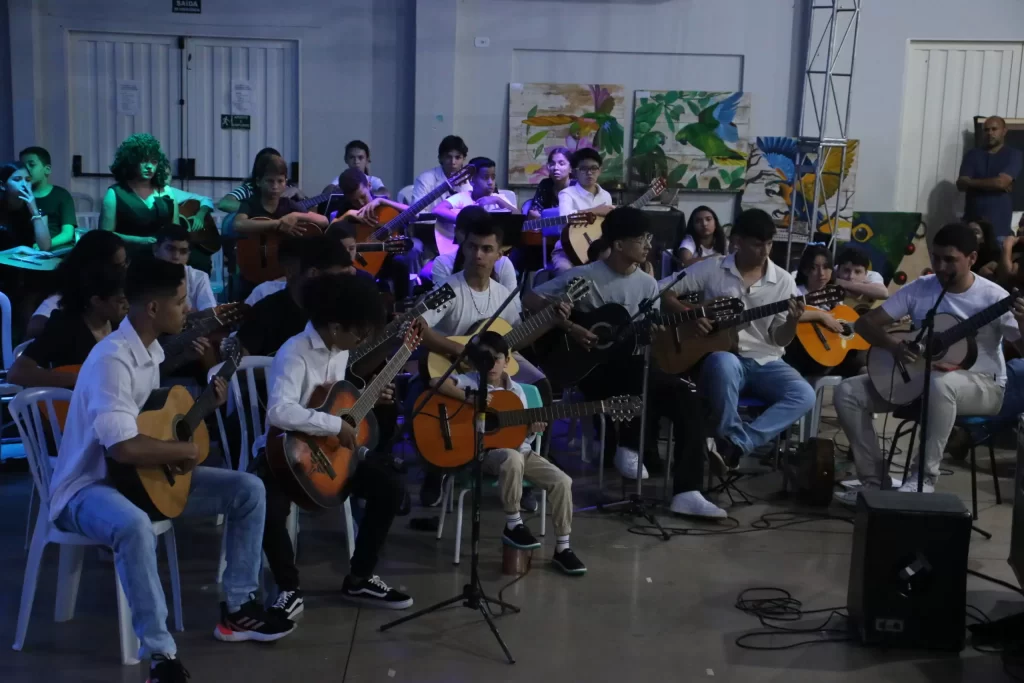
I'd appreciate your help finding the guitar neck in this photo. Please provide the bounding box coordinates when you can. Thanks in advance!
[716,297,795,330]
[182,358,238,432]
[296,193,332,211]
[496,399,611,428]
[160,317,223,373]
[349,307,422,365]
[348,343,414,424]
[504,294,568,348]
[356,242,395,253]
[935,294,1015,350]
[522,214,567,232]
[371,182,453,240]
[628,187,658,210]
[652,306,707,328]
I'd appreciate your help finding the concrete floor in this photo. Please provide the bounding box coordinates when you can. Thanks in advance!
[2,406,1024,683]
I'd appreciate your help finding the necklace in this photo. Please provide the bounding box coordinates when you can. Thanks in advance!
[467,281,494,318]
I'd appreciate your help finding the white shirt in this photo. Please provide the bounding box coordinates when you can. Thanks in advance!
[431,252,518,292]
[882,273,1020,386]
[245,278,287,306]
[554,183,614,255]
[668,254,799,365]
[434,190,514,242]
[49,318,165,521]
[33,294,61,319]
[453,372,532,453]
[678,235,720,259]
[419,271,522,337]
[185,265,216,312]
[260,323,350,452]
[535,260,659,316]
[412,166,471,212]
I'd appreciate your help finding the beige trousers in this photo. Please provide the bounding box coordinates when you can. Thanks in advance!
[483,448,573,536]
[834,371,1004,488]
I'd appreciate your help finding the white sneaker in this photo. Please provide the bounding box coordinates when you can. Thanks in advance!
[670,491,727,519]
[615,447,649,480]
[833,489,860,507]
[898,475,935,493]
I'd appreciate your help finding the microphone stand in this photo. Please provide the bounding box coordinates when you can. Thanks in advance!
[380,280,522,664]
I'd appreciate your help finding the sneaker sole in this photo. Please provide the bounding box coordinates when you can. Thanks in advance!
[552,561,587,575]
[669,507,727,520]
[502,536,541,550]
[213,622,296,643]
[341,593,414,610]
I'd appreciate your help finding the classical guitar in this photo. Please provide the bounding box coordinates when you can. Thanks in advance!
[794,303,870,368]
[160,302,250,375]
[562,178,667,266]
[266,322,423,510]
[347,283,456,388]
[421,277,591,381]
[351,237,413,270]
[540,297,745,386]
[652,286,844,376]
[106,339,242,520]
[414,391,641,468]
[178,199,222,255]
[867,291,1018,406]
[235,192,334,284]
[520,211,595,247]
[332,166,476,277]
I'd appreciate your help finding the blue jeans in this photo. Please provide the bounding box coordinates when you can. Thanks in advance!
[699,352,816,455]
[56,466,266,658]
[997,358,1024,423]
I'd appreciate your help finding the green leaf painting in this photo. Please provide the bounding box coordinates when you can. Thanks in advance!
[508,82,627,186]
[630,90,751,192]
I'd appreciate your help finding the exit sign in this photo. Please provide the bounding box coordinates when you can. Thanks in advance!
[221,114,251,130]
[172,0,201,13]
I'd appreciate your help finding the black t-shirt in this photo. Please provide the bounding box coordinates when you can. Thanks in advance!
[236,288,308,356]
[34,186,77,239]
[239,193,304,221]
[23,309,99,368]
[0,202,37,249]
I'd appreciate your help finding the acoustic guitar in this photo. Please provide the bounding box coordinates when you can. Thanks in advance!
[266,321,423,510]
[178,199,222,255]
[794,303,870,368]
[867,291,1017,406]
[413,391,641,468]
[652,286,844,376]
[540,297,745,386]
[421,277,591,381]
[333,166,476,277]
[106,339,242,520]
[160,302,250,375]
[350,237,413,271]
[562,178,666,266]
[235,192,334,284]
[520,211,595,247]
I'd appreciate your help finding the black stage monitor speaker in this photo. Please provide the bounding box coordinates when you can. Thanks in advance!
[847,489,972,652]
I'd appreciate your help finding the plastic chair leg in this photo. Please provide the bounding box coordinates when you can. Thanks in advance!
[24,486,35,551]
[216,521,228,584]
[454,488,470,565]
[12,517,47,651]
[436,477,453,541]
[970,445,980,520]
[988,439,1002,504]
[54,545,85,622]
[115,572,141,665]
[540,490,547,537]
[163,529,184,632]
[286,503,299,557]
[343,499,356,560]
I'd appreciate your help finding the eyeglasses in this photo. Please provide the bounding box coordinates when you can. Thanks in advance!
[576,165,601,174]
[628,233,654,246]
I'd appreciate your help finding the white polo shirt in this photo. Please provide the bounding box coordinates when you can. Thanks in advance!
[185,265,217,313]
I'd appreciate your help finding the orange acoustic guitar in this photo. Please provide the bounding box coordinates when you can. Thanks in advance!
[413,391,641,469]
[235,192,335,284]
[331,166,476,277]
[265,321,423,510]
[794,303,870,368]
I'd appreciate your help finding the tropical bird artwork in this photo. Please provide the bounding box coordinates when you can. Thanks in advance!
[629,90,750,190]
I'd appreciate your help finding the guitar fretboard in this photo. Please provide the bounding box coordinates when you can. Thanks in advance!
[495,399,612,428]
[183,358,238,431]
[504,292,573,349]
[161,315,228,374]
[934,293,1016,351]
[371,179,460,241]
[350,286,452,365]
[347,342,415,425]
[296,192,333,212]
[628,185,660,210]
[522,214,569,232]
[715,289,837,331]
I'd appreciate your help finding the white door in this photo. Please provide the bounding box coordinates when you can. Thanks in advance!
[896,41,1023,229]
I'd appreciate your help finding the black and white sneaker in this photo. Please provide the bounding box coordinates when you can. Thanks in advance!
[213,595,296,642]
[147,654,190,683]
[502,523,541,550]
[269,589,304,621]
[552,548,587,575]
[342,574,414,610]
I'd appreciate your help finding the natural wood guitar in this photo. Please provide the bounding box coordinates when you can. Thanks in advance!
[652,286,844,376]
[235,192,334,284]
[421,277,591,381]
[794,304,870,368]
[413,390,641,468]
[106,340,241,520]
[562,178,666,265]
[266,322,423,510]
[520,211,595,247]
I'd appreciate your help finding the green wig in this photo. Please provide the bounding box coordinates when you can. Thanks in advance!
[109,133,171,187]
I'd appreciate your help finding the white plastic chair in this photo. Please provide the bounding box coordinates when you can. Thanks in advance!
[797,375,844,442]
[10,387,182,666]
[75,212,100,232]
[396,185,415,207]
[1,295,24,464]
[9,340,36,548]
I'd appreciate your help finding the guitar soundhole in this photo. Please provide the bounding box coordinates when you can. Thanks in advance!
[173,417,192,443]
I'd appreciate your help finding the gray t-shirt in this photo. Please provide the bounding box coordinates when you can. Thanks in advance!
[534,260,660,315]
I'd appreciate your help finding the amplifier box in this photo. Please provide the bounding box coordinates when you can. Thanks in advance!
[847,489,971,652]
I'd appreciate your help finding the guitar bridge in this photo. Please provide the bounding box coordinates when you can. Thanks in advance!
[439,404,453,451]
[302,436,338,479]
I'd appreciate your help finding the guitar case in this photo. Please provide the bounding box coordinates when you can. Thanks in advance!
[783,437,835,507]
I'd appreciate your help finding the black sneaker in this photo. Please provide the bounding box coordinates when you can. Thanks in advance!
[213,595,296,642]
[342,574,414,610]
[502,523,541,550]
[420,471,448,507]
[552,548,587,575]
[268,589,304,621]
[147,654,190,683]
[519,488,539,513]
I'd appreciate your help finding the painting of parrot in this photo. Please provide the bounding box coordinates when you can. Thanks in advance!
[674,91,747,162]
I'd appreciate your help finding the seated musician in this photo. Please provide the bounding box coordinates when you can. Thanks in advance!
[20,146,77,250]
[549,148,614,273]
[528,207,725,519]
[834,245,889,303]
[216,147,305,214]
[428,207,518,291]
[966,218,1000,280]
[586,237,654,276]
[152,224,217,315]
[677,206,727,268]
[430,330,586,575]
[662,208,816,470]
[232,153,327,239]
[525,147,573,218]
[254,272,412,617]
[432,156,518,257]
[26,230,127,339]
[48,254,294,683]
[0,161,54,251]
[323,140,388,198]
[833,223,1024,503]
[9,263,127,389]
[243,238,298,306]
[412,135,472,212]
